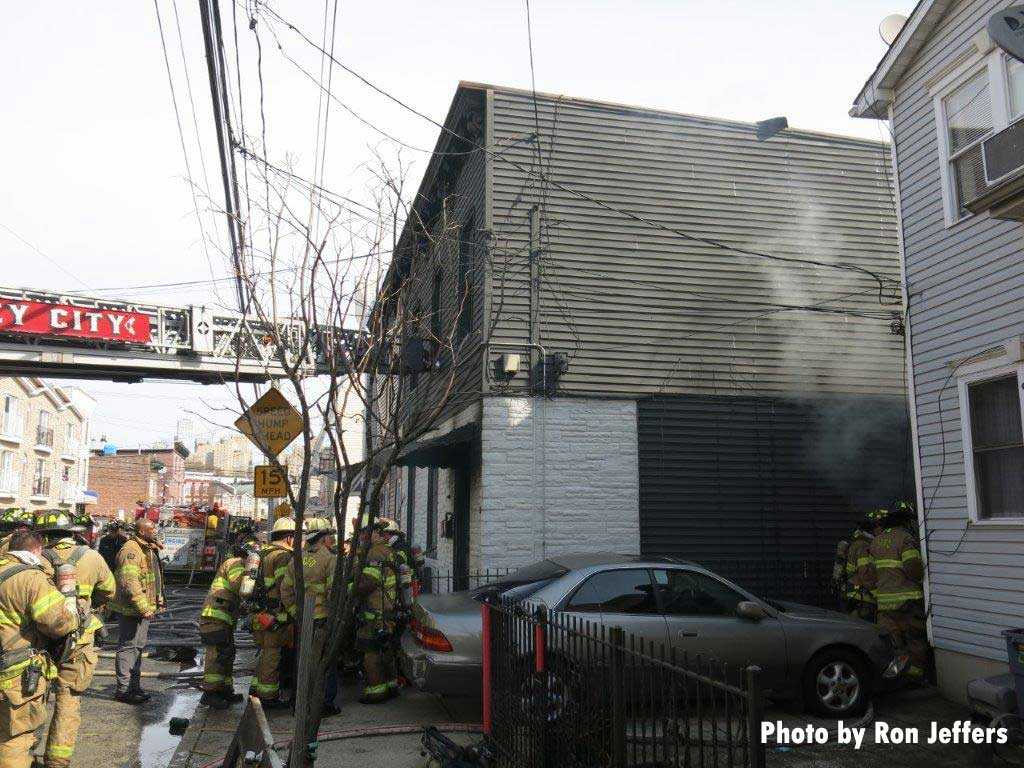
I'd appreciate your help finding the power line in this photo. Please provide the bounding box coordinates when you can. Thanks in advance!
[257,2,901,301]
[153,0,222,298]
[0,222,89,288]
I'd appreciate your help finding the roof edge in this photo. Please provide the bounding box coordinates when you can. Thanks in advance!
[464,79,888,146]
[851,0,952,120]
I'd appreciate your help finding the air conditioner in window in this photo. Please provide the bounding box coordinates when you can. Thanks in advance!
[982,120,1024,185]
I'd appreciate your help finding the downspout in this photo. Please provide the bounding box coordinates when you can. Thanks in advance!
[888,102,932,645]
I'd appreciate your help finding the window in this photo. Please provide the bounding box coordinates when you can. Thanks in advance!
[0,451,15,492]
[1,396,21,437]
[406,466,416,541]
[943,70,993,217]
[456,215,475,339]
[37,411,52,447]
[935,52,1024,224]
[32,458,50,497]
[566,569,659,614]
[965,374,1024,520]
[653,569,746,617]
[426,466,438,553]
[1009,57,1024,120]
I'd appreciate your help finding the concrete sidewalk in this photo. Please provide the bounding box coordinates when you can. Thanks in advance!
[170,678,481,768]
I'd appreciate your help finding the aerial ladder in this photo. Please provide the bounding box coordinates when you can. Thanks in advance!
[0,286,363,383]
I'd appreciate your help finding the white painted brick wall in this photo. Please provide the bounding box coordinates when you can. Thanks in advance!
[479,396,640,570]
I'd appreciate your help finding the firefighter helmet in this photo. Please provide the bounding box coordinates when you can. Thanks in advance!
[34,511,83,534]
[866,508,890,524]
[271,517,297,540]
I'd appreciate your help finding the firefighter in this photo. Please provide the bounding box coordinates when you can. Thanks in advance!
[249,517,295,707]
[35,512,115,768]
[844,512,876,622]
[0,511,33,557]
[351,516,399,704]
[868,502,928,682]
[281,517,340,716]
[110,517,165,704]
[198,544,248,710]
[0,530,79,768]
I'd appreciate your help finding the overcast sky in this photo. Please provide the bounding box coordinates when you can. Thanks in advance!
[0,0,914,449]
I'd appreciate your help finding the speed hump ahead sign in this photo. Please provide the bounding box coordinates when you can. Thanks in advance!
[234,388,303,457]
[254,465,288,498]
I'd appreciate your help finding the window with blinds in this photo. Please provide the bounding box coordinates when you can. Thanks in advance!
[944,70,993,216]
[968,375,1024,520]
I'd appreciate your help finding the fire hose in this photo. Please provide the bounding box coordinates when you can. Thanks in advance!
[195,724,485,768]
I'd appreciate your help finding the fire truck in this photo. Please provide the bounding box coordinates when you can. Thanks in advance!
[155,503,229,575]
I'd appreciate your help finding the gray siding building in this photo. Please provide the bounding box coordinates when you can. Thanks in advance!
[853,0,1024,703]
[379,82,909,600]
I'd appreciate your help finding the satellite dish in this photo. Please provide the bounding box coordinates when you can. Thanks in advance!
[989,6,1024,64]
[879,14,908,46]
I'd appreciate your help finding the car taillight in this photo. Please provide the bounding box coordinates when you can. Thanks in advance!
[411,618,452,652]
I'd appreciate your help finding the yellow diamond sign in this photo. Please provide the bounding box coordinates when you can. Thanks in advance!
[234,388,303,458]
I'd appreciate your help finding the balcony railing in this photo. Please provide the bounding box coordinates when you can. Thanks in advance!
[32,476,51,497]
[35,427,54,449]
[0,470,18,495]
[62,439,80,459]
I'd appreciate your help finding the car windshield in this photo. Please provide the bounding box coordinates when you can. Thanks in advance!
[472,559,568,599]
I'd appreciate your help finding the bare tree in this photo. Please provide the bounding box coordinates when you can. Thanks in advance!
[223,148,476,765]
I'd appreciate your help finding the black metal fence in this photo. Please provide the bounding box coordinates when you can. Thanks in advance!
[484,598,765,768]
[420,568,515,595]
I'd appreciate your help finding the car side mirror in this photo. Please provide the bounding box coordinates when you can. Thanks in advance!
[736,601,767,622]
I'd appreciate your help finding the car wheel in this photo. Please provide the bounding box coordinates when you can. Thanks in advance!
[802,648,869,719]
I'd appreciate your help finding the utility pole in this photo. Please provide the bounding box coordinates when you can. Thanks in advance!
[197,0,247,312]
[197,0,273,536]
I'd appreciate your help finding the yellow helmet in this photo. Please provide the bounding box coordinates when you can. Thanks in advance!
[271,517,297,539]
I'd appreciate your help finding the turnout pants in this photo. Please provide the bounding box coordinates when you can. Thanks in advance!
[357,621,396,702]
[200,620,236,694]
[878,599,928,680]
[847,599,876,623]
[115,614,151,693]
[251,626,289,701]
[44,640,98,768]
[0,660,51,768]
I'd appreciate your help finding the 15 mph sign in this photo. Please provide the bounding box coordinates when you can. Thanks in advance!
[0,300,151,343]
[234,387,303,457]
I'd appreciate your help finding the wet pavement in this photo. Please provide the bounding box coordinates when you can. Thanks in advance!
[171,679,480,768]
[36,650,202,768]
[170,680,1024,768]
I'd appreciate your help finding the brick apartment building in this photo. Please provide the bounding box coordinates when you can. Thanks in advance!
[89,442,189,519]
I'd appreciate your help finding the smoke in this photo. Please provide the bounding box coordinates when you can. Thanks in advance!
[739,179,910,511]
[801,395,911,510]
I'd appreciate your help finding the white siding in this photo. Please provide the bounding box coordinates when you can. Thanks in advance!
[892,0,1024,663]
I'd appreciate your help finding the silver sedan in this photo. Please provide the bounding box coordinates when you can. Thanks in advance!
[401,553,904,718]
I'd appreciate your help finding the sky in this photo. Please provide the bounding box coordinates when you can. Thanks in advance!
[0,0,915,448]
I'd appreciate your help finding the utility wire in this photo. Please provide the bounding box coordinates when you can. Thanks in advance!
[0,222,88,288]
[155,0,224,302]
[257,2,901,301]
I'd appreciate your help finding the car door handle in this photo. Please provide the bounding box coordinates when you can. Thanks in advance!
[677,629,698,638]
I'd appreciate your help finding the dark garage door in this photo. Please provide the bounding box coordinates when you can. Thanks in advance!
[638,394,911,605]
